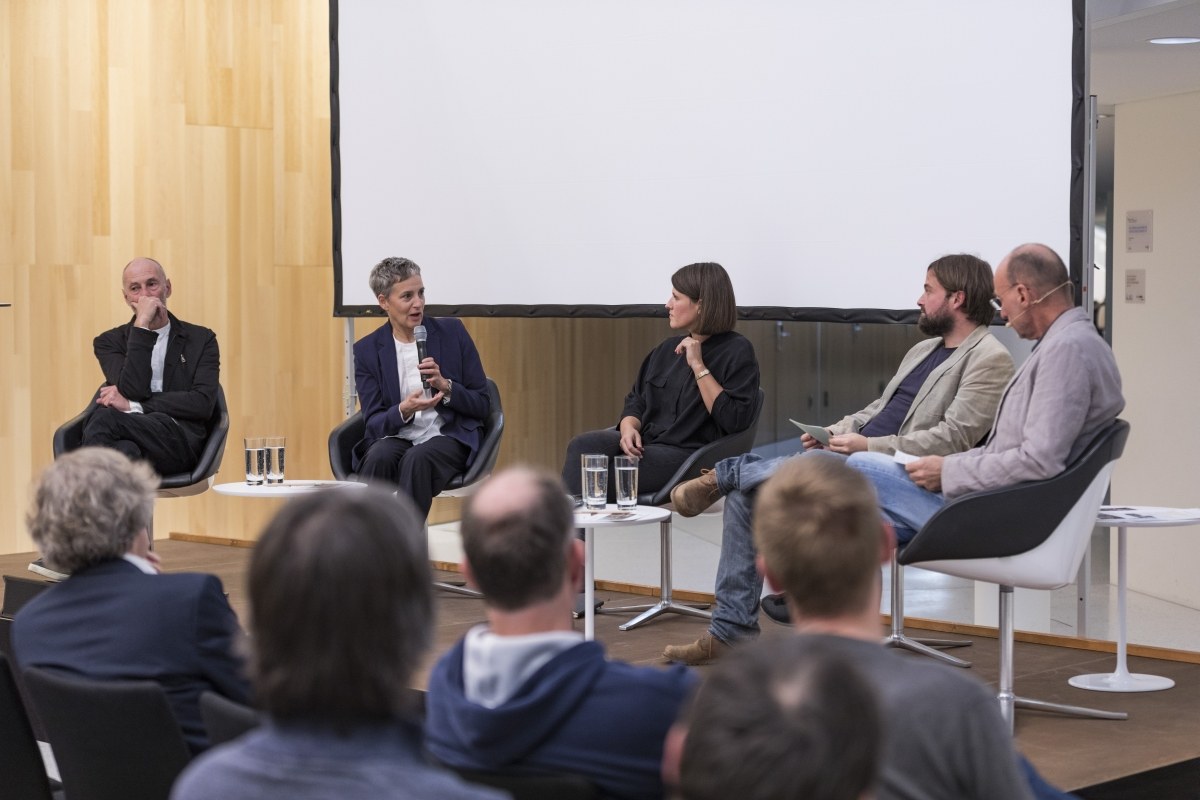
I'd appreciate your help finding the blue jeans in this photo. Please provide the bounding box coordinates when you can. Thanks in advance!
[708,449,846,645]
[843,452,946,544]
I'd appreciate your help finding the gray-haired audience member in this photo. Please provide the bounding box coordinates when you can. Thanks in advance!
[753,455,1083,800]
[13,448,249,754]
[172,488,503,800]
[424,466,698,800]
[669,636,882,800]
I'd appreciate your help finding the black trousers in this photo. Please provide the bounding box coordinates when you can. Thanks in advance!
[356,435,471,518]
[560,428,693,502]
[81,406,198,476]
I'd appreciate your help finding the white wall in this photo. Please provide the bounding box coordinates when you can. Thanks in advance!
[1111,90,1200,609]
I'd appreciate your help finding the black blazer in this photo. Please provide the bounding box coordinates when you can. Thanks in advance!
[92,311,220,454]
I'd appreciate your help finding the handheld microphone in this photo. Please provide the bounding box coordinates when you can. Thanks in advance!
[413,325,430,389]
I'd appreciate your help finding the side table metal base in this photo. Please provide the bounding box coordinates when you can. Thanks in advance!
[1069,671,1174,693]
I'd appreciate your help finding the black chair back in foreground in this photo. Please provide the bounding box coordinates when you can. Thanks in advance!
[199,690,262,747]
[0,654,56,800]
[1,574,53,619]
[23,666,192,800]
[900,419,1131,730]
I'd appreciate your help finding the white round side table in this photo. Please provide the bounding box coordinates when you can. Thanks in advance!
[1069,505,1200,693]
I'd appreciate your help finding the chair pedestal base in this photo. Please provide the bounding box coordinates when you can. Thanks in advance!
[609,599,711,631]
[887,553,971,668]
[1008,695,1128,722]
[603,519,713,631]
[995,586,1128,731]
[882,631,972,667]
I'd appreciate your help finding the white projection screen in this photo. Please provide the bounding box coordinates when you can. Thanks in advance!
[331,1,1083,319]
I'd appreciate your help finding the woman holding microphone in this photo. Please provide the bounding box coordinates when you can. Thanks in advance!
[352,257,490,518]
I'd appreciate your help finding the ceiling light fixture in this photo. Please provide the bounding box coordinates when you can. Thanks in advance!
[1147,36,1200,45]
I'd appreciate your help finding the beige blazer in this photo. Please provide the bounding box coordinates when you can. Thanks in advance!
[828,325,1014,457]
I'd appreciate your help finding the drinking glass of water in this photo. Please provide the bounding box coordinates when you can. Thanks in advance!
[581,454,608,510]
[614,456,639,510]
[264,436,286,485]
[244,437,266,486]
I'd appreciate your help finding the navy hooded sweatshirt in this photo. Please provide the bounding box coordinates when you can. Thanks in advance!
[425,638,697,800]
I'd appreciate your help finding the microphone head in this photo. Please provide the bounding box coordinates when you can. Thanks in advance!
[413,325,428,342]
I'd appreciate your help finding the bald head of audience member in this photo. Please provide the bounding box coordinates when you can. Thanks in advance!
[247,487,432,729]
[754,455,891,630]
[993,243,1075,340]
[674,635,882,800]
[459,466,581,622]
[27,447,157,574]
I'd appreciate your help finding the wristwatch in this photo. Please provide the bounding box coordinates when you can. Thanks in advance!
[442,379,453,405]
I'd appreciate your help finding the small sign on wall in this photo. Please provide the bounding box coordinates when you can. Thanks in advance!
[1125,269,1146,304]
[1126,210,1153,252]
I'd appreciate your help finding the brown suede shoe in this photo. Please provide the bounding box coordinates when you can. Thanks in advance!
[663,633,730,666]
[670,469,721,517]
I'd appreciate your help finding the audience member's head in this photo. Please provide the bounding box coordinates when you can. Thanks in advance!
[369,256,422,300]
[675,635,883,800]
[460,466,576,610]
[671,262,738,335]
[247,486,431,729]
[926,253,996,328]
[754,455,886,620]
[27,447,157,573]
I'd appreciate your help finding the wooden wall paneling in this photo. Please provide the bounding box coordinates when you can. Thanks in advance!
[275,0,330,266]
[3,0,343,553]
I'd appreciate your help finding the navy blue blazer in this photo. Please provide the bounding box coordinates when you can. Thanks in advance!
[352,316,490,471]
[12,559,250,753]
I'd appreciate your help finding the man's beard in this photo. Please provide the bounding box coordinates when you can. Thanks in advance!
[918,308,953,337]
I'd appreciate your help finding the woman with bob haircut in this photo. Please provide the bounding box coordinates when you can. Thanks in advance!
[561,261,760,501]
[171,488,504,800]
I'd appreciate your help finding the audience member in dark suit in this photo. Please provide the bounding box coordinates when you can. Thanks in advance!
[425,467,698,800]
[83,257,220,476]
[352,256,490,517]
[663,636,883,800]
[560,261,760,501]
[172,487,503,799]
[12,448,249,754]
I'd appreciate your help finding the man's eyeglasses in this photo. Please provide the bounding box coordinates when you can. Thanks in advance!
[991,281,1072,313]
[990,284,1019,312]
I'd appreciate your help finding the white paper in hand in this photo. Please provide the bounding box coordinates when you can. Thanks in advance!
[788,419,830,446]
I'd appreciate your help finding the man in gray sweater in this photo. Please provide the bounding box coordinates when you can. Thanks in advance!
[750,455,1066,800]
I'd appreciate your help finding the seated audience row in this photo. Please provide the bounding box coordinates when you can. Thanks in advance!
[18,415,1089,797]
